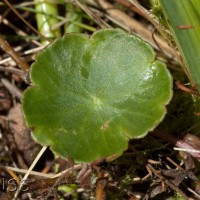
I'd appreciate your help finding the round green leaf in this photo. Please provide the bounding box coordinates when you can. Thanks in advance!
[22,29,172,162]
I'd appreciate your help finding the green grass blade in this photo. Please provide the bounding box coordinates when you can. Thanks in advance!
[65,4,82,33]
[34,0,61,44]
[159,0,200,90]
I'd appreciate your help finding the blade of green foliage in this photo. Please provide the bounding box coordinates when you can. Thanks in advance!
[65,4,82,33]
[22,29,172,162]
[159,0,200,91]
[34,0,61,43]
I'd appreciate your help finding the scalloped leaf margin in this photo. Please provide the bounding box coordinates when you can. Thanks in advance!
[22,29,173,162]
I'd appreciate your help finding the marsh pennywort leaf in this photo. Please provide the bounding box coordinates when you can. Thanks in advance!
[22,29,172,162]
